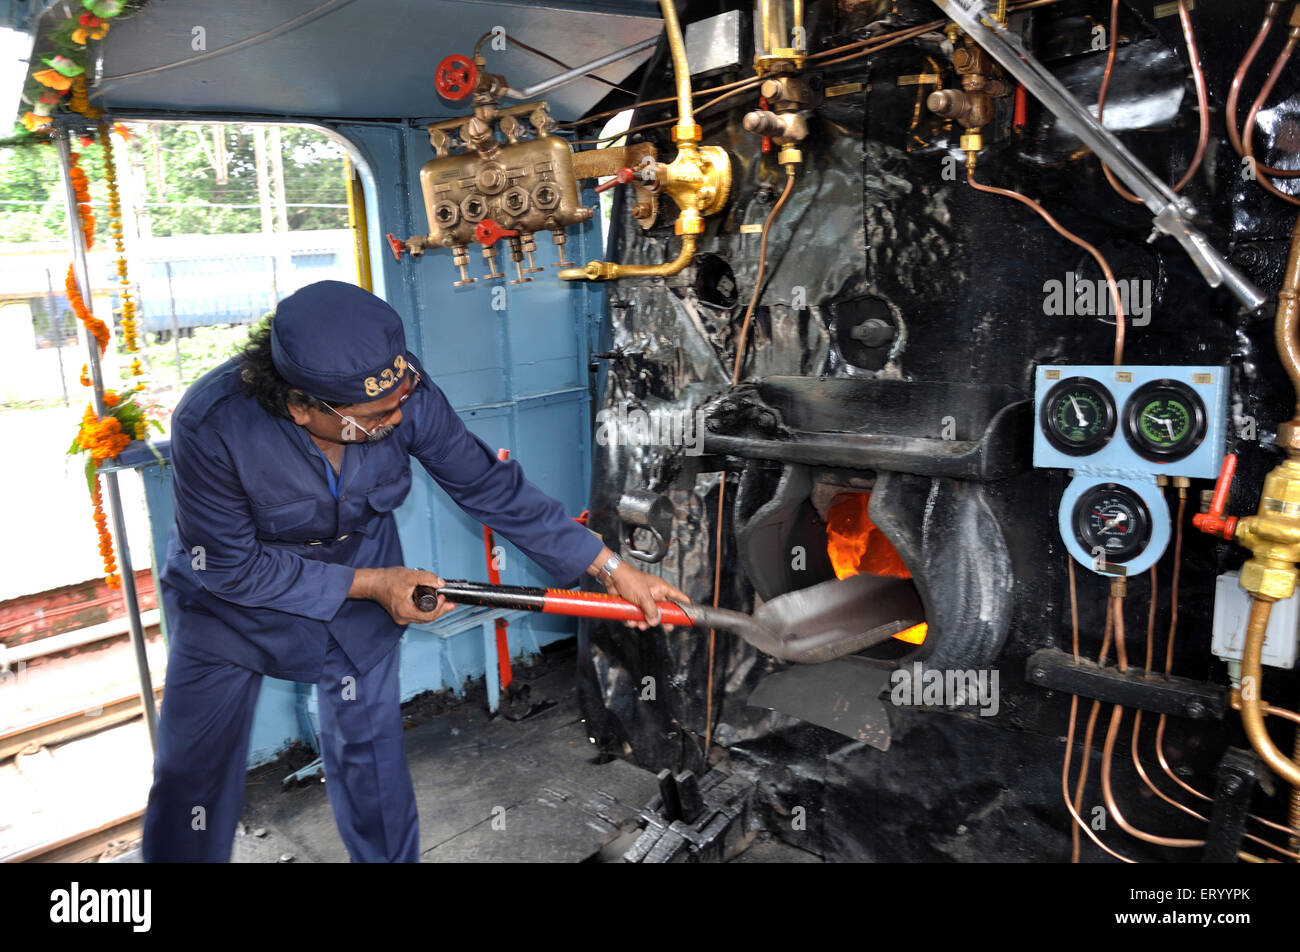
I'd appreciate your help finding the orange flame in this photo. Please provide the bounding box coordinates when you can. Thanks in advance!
[826,493,926,644]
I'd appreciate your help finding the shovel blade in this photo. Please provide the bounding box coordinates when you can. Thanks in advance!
[754,572,924,656]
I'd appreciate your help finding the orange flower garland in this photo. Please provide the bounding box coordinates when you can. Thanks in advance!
[73,389,153,589]
[99,120,139,355]
[91,477,119,589]
[68,74,102,118]
[67,264,109,354]
[65,149,111,355]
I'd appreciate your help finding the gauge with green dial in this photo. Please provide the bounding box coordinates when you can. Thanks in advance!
[1041,377,1117,456]
[1123,379,1207,461]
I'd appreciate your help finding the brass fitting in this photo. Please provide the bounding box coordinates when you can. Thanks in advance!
[558,235,697,281]
[1234,459,1300,601]
[960,129,984,154]
[559,0,731,281]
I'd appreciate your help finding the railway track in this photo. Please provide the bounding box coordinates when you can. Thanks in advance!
[3,809,144,863]
[0,683,165,762]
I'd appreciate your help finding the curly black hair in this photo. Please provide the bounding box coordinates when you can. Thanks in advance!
[236,320,339,418]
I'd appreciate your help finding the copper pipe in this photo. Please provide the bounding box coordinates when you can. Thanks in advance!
[967,167,1125,364]
[1163,490,1186,675]
[1064,695,1135,863]
[1069,596,1115,861]
[1154,491,1300,846]
[1226,4,1299,177]
[1242,25,1300,207]
[1131,577,1300,859]
[1241,598,1300,789]
[1096,0,1209,203]
[1112,583,1129,672]
[1276,214,1300,418]
[1235,689,1300,727]
[1102,705,1205,848]
[703,170,797,757]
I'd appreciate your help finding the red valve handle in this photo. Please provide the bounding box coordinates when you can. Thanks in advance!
[474,219,519,246]
[1193,453,1238,540]
[385,233,405,262]
[594,168,635,194]
[435,53,479,101]
[758,95,773,155]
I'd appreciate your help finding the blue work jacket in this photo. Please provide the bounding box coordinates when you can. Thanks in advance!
[158,355,604,682]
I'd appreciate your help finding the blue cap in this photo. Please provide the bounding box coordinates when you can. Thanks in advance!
[271,281,413,405]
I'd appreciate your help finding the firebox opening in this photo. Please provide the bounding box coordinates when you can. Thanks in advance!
[825,492,928,648]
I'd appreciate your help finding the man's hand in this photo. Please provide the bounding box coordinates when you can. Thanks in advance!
[587,547,691,632]
[350,566,458,626]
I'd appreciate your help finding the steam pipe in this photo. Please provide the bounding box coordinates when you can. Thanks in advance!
[659,0,695,134]
[1277,212,1300,421]
[1241,598,1300,788]
[558,235,695,281]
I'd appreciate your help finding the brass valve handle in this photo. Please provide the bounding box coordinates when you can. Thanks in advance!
[1193,453,1239,540]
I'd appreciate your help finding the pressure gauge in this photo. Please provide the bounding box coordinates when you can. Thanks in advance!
[1040,376,1116,456]
[1123,379,1207,462]
[1072,483,1153,564]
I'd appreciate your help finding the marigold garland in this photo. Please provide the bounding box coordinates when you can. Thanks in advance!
[91,477,119,589]
[98,120,138,354]
[70,388,162,587]
[67,74,102,119]
[63,149,112,357]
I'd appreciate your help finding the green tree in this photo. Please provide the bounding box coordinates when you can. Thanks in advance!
[0,122,349,243]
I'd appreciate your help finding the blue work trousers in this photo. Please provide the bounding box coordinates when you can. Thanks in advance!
[141,633,418,862]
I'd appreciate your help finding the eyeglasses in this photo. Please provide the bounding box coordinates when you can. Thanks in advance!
[322,369,421,439]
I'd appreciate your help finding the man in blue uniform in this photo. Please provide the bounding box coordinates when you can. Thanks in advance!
[142,280,688,862]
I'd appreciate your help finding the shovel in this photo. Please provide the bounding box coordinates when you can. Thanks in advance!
[413,572,923,665]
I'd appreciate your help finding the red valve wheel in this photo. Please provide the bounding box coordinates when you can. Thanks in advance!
[435,53,479,101]
[474,220,519,247]
[385,233,405,262]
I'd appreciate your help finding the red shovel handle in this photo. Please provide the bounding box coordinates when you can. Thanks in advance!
[540,588,694,626]
[413,580,694,626]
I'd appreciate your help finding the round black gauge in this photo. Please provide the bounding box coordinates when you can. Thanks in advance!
[1072,483,1152,563]
[1041,376,1117,456]
[1123,379,1207,462]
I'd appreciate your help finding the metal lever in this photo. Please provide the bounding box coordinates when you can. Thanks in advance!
[929,0,1266,312]
[1194,453,1239,540]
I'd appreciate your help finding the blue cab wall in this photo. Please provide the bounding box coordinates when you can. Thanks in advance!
[138,119,607,768]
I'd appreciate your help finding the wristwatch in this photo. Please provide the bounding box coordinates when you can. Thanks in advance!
[597,553,623,586]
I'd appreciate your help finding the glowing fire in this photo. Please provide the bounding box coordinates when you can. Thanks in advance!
[826,493,927,644]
